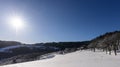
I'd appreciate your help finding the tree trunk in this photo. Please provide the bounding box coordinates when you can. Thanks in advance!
[108,45,111,55]
[106,47,108,54]
[114,49,117,55]
[109,50,111,55]
[93,47,95,52]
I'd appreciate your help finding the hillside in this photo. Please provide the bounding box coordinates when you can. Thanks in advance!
[0,41,21,48]
[0,41,89,65]
[0,30,120,66]
[2,50,120,67]
[88,31,120,55]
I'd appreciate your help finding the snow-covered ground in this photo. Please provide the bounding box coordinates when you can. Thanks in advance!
[1,50,120,67]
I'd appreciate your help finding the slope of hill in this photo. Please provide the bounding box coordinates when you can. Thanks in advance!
[0,41,21,48]
[1,30,120,66]
[88,31,120,55]
[2,50,120,67]
[0,40,90,65]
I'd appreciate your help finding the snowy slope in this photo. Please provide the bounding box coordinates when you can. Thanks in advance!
[1,50,120,67]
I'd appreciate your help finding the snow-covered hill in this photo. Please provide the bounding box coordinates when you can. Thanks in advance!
[2,50,120,67]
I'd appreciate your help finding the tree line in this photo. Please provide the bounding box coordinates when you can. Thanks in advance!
[88,31,120,55]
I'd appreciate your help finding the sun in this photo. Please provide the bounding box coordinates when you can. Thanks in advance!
[10,16,24,30]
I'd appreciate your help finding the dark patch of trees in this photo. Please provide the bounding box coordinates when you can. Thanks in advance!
[35,41,90,51]
[0,41,21,48]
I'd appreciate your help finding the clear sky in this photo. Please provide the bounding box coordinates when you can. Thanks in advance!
[0,0,120,43]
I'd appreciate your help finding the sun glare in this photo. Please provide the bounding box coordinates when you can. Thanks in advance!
[10,16,24,30]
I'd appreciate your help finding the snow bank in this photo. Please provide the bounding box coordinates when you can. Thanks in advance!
[1,50,120,67]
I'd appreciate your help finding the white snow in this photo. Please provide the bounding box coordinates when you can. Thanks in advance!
[1,50,120,67]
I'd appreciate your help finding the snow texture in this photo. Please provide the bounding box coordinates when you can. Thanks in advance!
[1,50,120,67]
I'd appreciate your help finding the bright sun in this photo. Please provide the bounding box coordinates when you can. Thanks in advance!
[10,16,24,30]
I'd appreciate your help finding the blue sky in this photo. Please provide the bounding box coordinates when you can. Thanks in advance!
[0,0,120,43]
